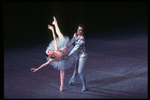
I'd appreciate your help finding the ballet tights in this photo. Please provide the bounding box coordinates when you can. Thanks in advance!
[60,70,65,91]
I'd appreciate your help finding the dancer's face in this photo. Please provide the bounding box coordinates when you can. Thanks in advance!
[46,50,53,57]
[77,26,84,35]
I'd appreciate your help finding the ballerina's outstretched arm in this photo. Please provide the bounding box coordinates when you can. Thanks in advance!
[31,58,55,72]
[48,24,59,51]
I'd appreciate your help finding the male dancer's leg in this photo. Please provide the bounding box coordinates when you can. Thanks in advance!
[78,57,87,91]
[69,59,79,85]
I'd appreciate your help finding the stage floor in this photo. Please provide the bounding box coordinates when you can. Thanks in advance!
[4,35,148,99]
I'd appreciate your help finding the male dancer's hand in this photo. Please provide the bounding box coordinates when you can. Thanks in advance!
[64,56,69,60]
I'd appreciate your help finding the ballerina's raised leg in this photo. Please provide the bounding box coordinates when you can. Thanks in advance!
[52,16,67,53]
[52,16,64,39]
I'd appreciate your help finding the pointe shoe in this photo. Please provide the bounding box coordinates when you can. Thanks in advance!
[60,84,64,91]
[52,16,57,25]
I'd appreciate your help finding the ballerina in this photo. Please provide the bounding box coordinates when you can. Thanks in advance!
[31,16,75,91]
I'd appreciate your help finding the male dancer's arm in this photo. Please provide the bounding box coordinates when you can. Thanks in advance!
[66,34,76,47]
[68,39,84,57]
[64,40,84,60]
[66,33,84,58]
[63,33,76,60]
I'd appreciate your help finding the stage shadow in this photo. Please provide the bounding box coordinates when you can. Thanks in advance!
[88,71,147,87]
[65,70,147,98]
[85,70,147,98]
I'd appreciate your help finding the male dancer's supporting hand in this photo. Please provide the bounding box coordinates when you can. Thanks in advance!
[64,56,69,60]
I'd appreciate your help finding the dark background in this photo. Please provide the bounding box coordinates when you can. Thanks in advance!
[2,1,148,49]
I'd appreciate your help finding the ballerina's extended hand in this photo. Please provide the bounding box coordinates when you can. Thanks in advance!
[48,24,54,30]
[31,68,38,72]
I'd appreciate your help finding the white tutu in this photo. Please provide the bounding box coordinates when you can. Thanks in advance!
[46,36,76,70]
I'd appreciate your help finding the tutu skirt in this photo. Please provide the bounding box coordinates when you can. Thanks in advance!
[46,36,76,70]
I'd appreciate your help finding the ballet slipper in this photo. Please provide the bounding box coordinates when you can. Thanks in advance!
[81,87,88,92]
[52,16,57,25]
[69,78,74,85]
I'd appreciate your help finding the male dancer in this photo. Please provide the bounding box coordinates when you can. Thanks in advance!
[66,24,87,91]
